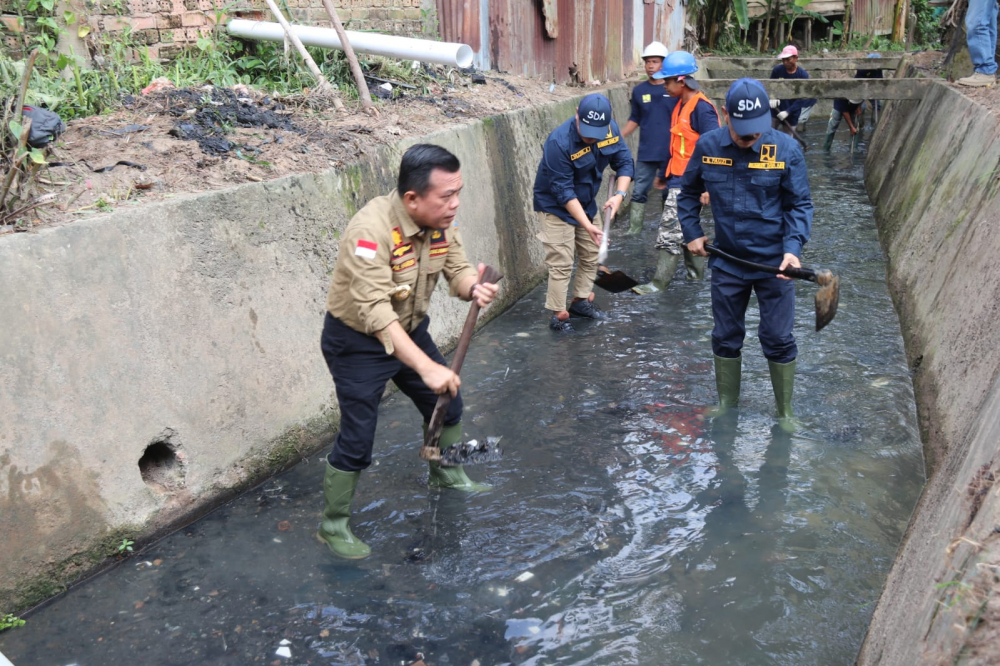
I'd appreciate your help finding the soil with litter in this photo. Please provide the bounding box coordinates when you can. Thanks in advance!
[28,71,583,225]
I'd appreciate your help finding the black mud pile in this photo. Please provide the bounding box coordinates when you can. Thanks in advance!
[164,87,298,155]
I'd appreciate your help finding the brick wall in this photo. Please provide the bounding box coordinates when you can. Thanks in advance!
[1,0,431,63]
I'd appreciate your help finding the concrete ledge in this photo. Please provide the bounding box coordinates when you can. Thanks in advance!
[0,86,633,612]
[698,77,929,100]
[859,79,1000,664]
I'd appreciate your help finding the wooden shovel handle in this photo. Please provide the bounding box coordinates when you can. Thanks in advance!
[420,264,503,460]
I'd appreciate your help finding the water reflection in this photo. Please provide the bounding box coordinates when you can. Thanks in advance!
[0,126,923,666]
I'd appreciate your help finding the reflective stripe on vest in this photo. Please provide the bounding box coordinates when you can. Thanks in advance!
[668,92,719,178]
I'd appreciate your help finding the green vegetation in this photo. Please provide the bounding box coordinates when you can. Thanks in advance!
[116,538,135,555]
[0,613,26,632]
[692,0,944,53]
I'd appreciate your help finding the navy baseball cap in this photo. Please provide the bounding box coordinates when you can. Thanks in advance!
[725,78,771,136]
[577,93,613,140]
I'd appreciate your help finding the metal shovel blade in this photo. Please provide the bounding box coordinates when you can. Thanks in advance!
[439,437,503,467]
[814,270,840,331]
[595,266,639,293]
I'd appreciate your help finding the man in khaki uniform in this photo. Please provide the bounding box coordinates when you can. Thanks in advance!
[533,93,634,332]
[318,144,500,559]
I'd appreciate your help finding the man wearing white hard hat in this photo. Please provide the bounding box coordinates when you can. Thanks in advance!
[768,45,816,134]
[621,41,674,235]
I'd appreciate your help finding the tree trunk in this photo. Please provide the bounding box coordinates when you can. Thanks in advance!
[320,0,377,116]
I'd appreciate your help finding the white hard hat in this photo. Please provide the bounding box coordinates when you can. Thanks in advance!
[641,41,669,60]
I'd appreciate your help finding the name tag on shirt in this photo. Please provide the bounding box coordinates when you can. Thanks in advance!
[571,146,592,160]
[597,135,619,148]
[642,94,651,103]
[703,157,733,166]
[748,162,786,169]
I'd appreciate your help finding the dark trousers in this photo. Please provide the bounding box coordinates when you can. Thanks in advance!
[321,314,462,472]
[711,267,797,364]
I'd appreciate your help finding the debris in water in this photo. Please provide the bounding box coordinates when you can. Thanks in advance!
[870,377,890,387]
[515,332,530,338]
[275,645,292,658]
[515,571,534,582]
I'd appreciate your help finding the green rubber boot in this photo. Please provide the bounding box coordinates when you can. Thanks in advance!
[709,354,742,417]
[427,423,491,492]
[768,359,798,433]
[683,248,705,280]
[632,250,679,295]
[823,132,835,152]
[317,463,371,559]
[627,202,645,235]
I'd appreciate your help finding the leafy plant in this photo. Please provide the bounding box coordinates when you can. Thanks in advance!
[116,538,134,554]
[0,613,26,632]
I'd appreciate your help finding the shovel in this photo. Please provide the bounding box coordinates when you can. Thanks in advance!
[705,243,840,331]
[419,265,504,467]
[593,180,640,293]
[782,120,809,151]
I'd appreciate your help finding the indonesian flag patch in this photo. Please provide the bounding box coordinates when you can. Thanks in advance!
[354,239,377,260]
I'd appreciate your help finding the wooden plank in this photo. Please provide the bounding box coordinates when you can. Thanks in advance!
[702,56,902,71]
[697,77,929,100]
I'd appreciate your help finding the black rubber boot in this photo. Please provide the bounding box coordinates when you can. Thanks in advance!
[317,463,371,559]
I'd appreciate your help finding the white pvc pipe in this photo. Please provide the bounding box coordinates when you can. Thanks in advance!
[228,19,474,69]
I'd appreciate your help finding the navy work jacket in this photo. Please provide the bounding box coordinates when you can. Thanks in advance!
[769,65,815,126]
[628,81,676,162]
[533,117,635,226]
[677,126,813,280]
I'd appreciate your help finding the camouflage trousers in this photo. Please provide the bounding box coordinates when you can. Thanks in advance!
[655,188,684,255]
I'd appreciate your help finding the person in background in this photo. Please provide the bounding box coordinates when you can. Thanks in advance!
[621,41,675,235]
[769,45,816,134]
[533,93,634,332]
[855,53,884,123]
[822,98,863,152]
[678,79,813,432]
[958,0,998,86]
[640,51,719,293]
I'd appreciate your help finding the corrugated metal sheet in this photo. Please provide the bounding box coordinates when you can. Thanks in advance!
[853,0,895,35]
[436,0,664,83]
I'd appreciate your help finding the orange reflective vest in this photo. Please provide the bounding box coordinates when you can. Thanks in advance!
[667,92,720,178]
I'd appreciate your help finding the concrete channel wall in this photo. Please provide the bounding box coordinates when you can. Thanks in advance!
[860,80,1000,663]
[0,87,633,612]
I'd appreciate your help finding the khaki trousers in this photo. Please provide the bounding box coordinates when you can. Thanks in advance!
[537,212,599,312]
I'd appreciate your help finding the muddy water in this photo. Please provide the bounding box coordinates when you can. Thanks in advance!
[0,126,923,666]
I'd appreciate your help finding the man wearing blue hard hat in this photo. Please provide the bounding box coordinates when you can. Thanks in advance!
[635,50,719,294]
[533,92,634,332]
[678,78,814,431]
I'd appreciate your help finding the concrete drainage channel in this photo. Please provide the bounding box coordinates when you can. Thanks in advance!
[0,78,998,663]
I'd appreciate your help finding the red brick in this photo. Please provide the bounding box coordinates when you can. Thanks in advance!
[130,16,159,30]
[181,12,206,26]
[1,15,24,33]
[103,16,130,31]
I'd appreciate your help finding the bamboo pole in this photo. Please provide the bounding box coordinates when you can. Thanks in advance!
[262,0,345,111]
[319,0,377,117]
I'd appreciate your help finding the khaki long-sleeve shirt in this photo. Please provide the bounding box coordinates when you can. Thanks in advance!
[326,190,478,354]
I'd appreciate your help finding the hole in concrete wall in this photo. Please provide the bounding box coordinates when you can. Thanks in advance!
[139,429,187,494]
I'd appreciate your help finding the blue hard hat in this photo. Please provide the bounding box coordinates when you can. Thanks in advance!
[653,51,698,79]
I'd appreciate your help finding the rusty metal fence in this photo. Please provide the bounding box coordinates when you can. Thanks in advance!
[435,0,685,83]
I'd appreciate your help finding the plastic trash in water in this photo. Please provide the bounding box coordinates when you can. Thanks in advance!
[515,571,534,583]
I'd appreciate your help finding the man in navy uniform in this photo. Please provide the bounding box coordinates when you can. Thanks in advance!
[678,78,813,431]
[534,93,634,332]
[621,41,674,235]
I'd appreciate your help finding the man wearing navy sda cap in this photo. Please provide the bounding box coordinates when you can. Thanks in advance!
[533,93,634,332]
[678,78,813,431]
